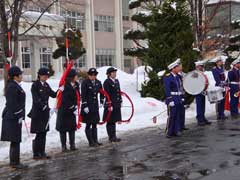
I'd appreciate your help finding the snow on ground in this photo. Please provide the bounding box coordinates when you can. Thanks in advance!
[0,67,223,162]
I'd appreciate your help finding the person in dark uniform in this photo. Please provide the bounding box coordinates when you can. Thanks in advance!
[228,58,240,119]
[56,69,79,152]
[28,67,57,160]
[81,68,104,147]
[211,56,227,120]
[163,59,183,138]
[1,66,27,169]
[103,67,122,142]
[194,61,212,126]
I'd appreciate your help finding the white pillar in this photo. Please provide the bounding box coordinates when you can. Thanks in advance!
[85,0,96,68]
[115,0,124,70]
[30,39,40,80]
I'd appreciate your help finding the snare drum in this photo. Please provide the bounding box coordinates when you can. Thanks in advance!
[183,70,209,95]
[207,87,224,104]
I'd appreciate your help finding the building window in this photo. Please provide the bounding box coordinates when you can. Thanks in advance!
[61,10,85,31]
[122,16,129,21]
[76,55,86,68]
[94,15,114,32]
[0,59,4,69]
[22,47,31,69]
[96,49,115,67]
[40,47,52,68]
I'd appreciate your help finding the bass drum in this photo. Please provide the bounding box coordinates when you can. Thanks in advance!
[183,70,209,95]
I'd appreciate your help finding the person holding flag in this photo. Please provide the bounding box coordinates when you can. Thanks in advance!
[56,69,80,152]
[103,67,122,143]
[28,67,57,160]
[81,68,104,147]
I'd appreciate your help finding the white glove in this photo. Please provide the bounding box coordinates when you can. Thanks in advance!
[108,107,113,112]
[18,117,23,124]
[59,85,64,91]
[74,109,78,116]
[50,108,56,116]
[169,101,175,107]
[84,107,89,114]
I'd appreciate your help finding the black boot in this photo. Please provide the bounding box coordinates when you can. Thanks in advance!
[111,124,121,143]
[85,129,97,147]
[106,123,113,141]
[32,139,41,160]
[69,131,78,151]
[10,142,28,169]
[92,128,102,146]
[60,132,68,152]
[40,135,51,159]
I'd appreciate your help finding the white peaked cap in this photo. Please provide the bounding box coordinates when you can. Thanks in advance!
[194,60,205,66]
[168,58,181,70]
[231,58,240,66]
[209,55,228,63]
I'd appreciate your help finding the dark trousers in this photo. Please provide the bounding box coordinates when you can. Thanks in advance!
[217,92,225,119]
[179,103,185,130]
[10,142,20,165]
[33,132,47,157]
[59,131,76,148]
[166,104,181,136]
[230,91,239,116]
[196,94,206,123]
[106,122,116,140]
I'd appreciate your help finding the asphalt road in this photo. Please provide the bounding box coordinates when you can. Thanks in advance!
[1,116,240,180]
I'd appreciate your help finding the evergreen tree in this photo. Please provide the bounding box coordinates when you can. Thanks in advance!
[224,20,240,68]
[125,0,199,102]
[53,28,86,61]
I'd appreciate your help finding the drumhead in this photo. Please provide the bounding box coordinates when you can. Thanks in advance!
[183,71,208,95]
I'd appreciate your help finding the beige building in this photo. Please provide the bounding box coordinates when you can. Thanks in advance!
[1,0,135,80]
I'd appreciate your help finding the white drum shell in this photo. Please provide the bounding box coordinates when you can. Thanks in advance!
[183,71,208,95]
[207,87,224,104]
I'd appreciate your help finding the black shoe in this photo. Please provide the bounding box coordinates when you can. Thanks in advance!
[218,116,228,120]
[70,144,78,151]
[40,153,51,159]
[33,154,42,160]
[85,129,97,147]
[89,142,98,147]
[182,127,189,131]
[109,137,121,143]
[92,128,102,146]
[205,120,212,125]
[198,122,206,126]
[11,163,28,170]
[166,134,174,138]
[62,146,68,153]
[175,132,182,137]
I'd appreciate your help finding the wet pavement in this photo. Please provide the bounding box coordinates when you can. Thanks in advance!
[1,117,240,180]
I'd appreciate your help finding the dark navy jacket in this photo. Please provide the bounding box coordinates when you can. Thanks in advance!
[212,66,226,87]
[228,67,240,93]
[163,73,183,105]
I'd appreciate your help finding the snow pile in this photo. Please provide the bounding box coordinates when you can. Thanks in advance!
[206,0,240,4]
[0,67,224,162]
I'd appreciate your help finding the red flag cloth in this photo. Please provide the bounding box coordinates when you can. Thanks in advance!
[5,63,10,72]
[224,89,230,111]
[7,32,12,57]
[56,60,74,109]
